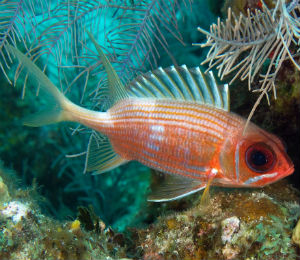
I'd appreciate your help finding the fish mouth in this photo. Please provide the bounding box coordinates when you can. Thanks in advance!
[285,165,294,176]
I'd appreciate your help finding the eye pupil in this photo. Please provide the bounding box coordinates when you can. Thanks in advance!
[245,143,276,173]
[251,150,267,166]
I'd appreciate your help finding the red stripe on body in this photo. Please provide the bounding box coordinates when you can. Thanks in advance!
[74,98,244,179]
[94,98,243,179]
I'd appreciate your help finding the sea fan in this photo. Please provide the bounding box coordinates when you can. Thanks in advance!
[195,0,300,125]
[0,0,53,85]
[4,0,191,105]
[57,0,191,108]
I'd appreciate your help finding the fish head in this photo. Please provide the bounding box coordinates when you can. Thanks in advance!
[220,123,294,187]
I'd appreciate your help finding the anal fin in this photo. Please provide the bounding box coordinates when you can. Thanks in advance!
[148,174,206,202]
[85,132,127,174]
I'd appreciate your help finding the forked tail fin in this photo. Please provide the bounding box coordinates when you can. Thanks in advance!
[7,44,75,127]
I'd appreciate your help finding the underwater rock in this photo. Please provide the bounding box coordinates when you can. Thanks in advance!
[221,216,240,244]
[0,162,130,260]
[135,181,300,260]
[1,201,30,223]
[221,243,240,260]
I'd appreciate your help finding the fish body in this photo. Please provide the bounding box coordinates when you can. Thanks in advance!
[6,36,294,202]
[71,97,293,189]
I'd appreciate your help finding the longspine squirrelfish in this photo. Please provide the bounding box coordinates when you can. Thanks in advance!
[6,33,294,202]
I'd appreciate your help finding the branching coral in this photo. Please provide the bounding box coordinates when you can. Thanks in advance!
[195,0,300,126]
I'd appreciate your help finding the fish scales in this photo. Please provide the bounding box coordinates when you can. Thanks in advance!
[93,98,243,179]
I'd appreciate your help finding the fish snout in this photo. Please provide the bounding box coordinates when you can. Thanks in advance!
[284,165,294,176]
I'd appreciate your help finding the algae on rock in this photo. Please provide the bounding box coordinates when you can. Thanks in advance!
[135,181,300,260]
[0,162,131,260]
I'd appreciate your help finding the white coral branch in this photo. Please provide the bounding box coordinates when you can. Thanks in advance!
[195,0,300,128]
[196,0,299,89]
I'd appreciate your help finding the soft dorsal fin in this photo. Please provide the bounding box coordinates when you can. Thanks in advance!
[85,132,127,174]
[148,174,206,202]
[127,65,230,111]
[87,31,128,107]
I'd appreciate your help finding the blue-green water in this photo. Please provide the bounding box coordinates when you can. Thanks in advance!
[0,0,299,239]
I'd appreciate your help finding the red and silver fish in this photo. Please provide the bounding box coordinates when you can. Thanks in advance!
[7,38,294,202]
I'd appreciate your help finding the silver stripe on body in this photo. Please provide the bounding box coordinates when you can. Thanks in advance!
[244,172,278,185]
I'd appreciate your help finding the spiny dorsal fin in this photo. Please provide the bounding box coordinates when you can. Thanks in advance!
[85,132,127,174]
[148,174,206,202]
[87,31,128,108]
[127,65,230,111]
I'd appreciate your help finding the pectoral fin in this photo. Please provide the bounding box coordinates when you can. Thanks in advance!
[148,174,206,202]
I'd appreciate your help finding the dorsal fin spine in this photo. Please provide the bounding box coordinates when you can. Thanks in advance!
[150,72,174,98]
[163,67,185,99]
[152,71,174,98]
[186,67,205,102]
[180,65,197,101]
[127,65,230,111]
[134,81,148,97]
[209,71,223,108]
[199,68,215,105]
[141,75,158,97]
[222,84,230,111]
[145,75,164,97]
[174,66,194,100]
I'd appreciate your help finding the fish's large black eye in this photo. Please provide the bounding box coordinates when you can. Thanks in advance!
[246,143,276,173]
